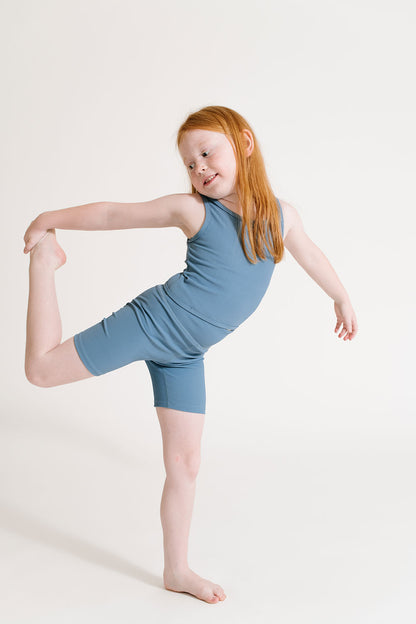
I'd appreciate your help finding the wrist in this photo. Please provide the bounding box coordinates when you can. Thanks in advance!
[334,294,350,306]
[36,212,51,230]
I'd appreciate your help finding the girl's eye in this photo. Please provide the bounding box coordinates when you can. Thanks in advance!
[188,151,210,170]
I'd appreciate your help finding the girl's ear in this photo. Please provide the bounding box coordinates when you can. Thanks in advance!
[242,129,254,157]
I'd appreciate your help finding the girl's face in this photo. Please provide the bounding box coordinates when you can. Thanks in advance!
[179,129,238,199]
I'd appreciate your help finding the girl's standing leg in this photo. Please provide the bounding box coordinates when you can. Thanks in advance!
[25,229,95,386]
[156,406,226,604]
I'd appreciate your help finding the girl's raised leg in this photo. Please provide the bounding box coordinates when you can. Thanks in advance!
[156,406,227,604]
[25,229,94,387]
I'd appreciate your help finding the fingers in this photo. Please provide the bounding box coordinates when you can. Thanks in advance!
[333,300,358,341]
[23,240,35,254]
[334,320,358,341]
[23,230,49,254]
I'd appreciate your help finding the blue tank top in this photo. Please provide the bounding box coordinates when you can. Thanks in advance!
[162,193,284,331]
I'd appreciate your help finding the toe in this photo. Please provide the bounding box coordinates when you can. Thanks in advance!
[214,585,225,598]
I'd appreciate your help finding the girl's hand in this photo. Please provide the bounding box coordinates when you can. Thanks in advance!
[23,217,48,254]
[334,299,358,341]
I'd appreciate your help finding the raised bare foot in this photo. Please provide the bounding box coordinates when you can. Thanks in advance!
[163,568,227,604]
[29,229,67,271]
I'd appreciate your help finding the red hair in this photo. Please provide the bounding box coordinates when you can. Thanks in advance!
[176,105,284,265]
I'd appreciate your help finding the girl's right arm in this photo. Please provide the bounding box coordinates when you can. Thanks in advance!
[23,194,190,253]
[23,201,110,253]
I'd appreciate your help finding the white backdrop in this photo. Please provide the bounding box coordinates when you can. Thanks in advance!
[1,1,415,622]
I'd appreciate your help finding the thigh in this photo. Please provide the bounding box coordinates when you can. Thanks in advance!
[73,302,153,376]
[72,287,203,378]
[146,356,206,414]
[37,335,95,386]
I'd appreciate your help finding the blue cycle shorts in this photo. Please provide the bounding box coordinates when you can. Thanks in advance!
[73,284,235,414]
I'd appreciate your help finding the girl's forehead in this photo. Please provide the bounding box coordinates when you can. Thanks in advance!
[179,129,226,158]
[185,128,219,140]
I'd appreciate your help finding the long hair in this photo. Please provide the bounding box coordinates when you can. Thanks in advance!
[176,105,284,265]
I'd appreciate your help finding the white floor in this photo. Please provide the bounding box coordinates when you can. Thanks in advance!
[1,412,415,624]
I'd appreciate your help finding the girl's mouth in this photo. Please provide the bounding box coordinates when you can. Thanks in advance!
[204,173,218,186]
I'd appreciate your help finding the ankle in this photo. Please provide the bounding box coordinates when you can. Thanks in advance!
[164,563,190,577]
[29,253,56,270]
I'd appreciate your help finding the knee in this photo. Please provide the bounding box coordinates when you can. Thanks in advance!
[165,451,201,482]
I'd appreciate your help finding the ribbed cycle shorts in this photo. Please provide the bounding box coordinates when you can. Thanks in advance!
[73,284,235,414]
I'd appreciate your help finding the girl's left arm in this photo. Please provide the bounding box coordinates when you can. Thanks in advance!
[282,201,358,341]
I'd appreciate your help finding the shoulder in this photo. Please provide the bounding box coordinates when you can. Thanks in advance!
[144,192,203,236]
[175,192,206,239]
[277,199,304,241]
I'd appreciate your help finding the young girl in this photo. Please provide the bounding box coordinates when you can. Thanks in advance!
[23,105,358,604]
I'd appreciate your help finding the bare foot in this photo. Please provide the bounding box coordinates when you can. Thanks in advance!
[29,229,67,271]
[163,568,227,604]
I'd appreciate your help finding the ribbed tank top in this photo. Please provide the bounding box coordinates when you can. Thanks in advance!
[162,193,284,331]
